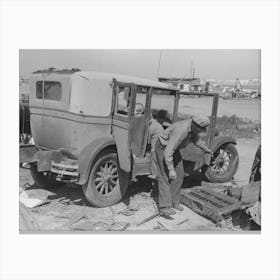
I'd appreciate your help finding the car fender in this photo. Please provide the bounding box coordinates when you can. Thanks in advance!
[77,136,117,185]
[210,136,237,152]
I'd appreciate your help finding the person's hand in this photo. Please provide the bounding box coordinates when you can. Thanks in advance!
[194,160,204,171]
[169,170,177,180]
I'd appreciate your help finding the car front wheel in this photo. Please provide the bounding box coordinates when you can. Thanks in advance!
[205,143,239,183]
[82,151,129,207]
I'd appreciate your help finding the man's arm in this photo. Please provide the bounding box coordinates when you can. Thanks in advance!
[194,138,213,154]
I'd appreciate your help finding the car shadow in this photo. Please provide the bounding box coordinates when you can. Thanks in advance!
[25,167,209,209]
[122,177,154,206]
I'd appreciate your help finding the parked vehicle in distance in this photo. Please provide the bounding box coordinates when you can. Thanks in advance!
[20,70,239,207]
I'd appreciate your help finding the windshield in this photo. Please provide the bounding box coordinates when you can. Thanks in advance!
[177,94,214,120]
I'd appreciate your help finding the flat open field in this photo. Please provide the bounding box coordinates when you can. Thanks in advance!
[150,95,261,122]
[180,97,261,122]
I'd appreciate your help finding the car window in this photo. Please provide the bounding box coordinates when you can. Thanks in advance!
[116,85,148,116]
[116,86,130,115]
[135,86,148,115]
[36,81,62,101]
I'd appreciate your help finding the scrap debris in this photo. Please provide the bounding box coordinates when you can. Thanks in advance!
[70,220,130,231]
[19,187,50,208]
[66,213,87,229]
[180,187,241,225]
[60,206,132,231]
[109,222,130,231]
[154,221,168,231]
[117,205,139,216]
[240,181,261,206]
[71,221,111,231]
[19,202,40,231]
[136,213,160,226]
[176,218,190,226]
[246,201,261,226]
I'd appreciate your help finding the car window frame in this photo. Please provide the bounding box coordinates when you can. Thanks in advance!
[36,80,62,101]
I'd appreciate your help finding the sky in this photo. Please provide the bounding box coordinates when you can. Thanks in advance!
[19,49,260,81]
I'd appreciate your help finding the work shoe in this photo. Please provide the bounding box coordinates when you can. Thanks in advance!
[159,207,176,216]
[173,204,184,211]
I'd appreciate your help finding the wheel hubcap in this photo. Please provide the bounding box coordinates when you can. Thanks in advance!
[95,161,118,195]
[211,149,231,175]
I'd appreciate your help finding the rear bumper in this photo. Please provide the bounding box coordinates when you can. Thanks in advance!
[20,145,79,180]
[51,160,78,177]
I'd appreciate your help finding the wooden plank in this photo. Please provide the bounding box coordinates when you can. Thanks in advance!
[198,187,239,205]
[190,189,230,208]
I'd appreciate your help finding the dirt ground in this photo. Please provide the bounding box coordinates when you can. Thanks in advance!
[19,136,260,232]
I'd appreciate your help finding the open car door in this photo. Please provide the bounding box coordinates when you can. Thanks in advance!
[129,86,152,177]
[129,86,151,158]
[112,81,150,174]
[111,81,135,173]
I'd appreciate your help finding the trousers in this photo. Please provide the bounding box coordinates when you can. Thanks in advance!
[154,139,184,208]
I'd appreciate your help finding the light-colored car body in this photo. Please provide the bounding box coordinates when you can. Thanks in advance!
[21,70,238,207]
[29,70,177,165]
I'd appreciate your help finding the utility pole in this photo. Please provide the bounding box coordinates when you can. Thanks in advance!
[190,59,193,78]
[157,50,162,80]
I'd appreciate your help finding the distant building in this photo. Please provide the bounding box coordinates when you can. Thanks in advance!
[158,77,202,93]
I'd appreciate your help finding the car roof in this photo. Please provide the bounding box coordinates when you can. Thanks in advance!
[30,71,178,91]
[74,71,178,91]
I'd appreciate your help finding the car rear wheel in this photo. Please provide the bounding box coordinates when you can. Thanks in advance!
[205,143,239,183]
[30,164,65,189]
[82,151,129,207]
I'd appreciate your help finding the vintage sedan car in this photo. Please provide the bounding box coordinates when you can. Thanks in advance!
[20,70,239,207]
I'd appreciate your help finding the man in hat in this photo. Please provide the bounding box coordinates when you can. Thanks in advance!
[154,116,213,216]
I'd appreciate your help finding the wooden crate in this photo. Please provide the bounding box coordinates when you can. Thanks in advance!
[181,187,241,224]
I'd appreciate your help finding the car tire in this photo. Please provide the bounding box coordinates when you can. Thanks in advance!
[82,151,129,207]
[30,164,65,189]
[205,143,239,183]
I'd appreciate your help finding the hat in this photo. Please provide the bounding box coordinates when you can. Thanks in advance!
[192,116,210,128]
